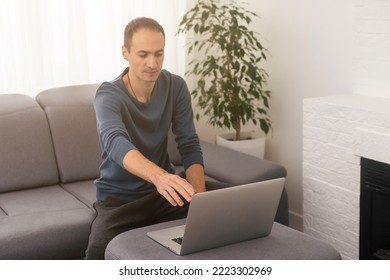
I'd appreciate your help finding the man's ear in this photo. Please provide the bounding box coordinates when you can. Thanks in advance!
[122,45,130,61]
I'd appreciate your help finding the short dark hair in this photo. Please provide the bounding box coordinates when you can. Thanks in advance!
[124,17,165,50]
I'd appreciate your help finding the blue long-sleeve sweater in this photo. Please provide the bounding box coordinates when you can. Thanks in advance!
[93,68,203,201]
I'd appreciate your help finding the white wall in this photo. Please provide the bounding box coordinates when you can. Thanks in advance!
[303,94,390,259]
[259,0,356,229]
[194,0,356,229]
[354,0,390,97]
[231,0,390,230]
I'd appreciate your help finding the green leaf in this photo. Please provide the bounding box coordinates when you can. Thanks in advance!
[177,0,272,135]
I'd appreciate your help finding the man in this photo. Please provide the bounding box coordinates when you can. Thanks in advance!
[85,17,226,259]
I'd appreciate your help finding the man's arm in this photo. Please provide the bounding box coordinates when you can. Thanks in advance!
[185,163,206,193]
[122,149,196,206]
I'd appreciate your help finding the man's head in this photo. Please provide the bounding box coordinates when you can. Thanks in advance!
[123,17,165,51]
[122,17,165,84]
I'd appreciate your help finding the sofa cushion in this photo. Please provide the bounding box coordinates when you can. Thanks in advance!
[0,185,87,215]
[0,94,58,193]
[0,209,93,260]
[61,180,97,209]
[36,84,100,107]
[36,84,102,183]
[44,106,101,183]
[0,185,94,259]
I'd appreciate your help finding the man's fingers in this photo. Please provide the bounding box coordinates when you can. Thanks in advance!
[170,177,195,201]
[165,187,185,206]
[161,189,179,207]
[156,173,196,206]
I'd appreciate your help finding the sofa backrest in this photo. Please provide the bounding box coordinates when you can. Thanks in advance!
[36,84,102,184]
[0,94,59,193]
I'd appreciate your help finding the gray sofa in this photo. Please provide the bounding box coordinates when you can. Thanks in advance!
[0,84,288,260]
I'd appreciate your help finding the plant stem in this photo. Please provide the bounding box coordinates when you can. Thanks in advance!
[235,121,241,141]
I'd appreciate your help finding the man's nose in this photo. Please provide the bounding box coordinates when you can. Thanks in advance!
[146,56,158,68]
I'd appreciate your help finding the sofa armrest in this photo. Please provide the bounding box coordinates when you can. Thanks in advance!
[201,140,289,226]
[200,140,287,185]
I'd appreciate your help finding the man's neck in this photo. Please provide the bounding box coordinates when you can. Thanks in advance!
[125,72,155,103]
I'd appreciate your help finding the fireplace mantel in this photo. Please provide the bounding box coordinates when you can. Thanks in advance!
[303,94,390,259]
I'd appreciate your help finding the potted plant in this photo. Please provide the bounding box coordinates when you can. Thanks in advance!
[177,0,272,158]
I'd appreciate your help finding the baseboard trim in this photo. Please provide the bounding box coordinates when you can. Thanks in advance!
[288,210,303,231]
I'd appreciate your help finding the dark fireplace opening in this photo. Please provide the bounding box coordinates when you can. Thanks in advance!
[360,157,390,260]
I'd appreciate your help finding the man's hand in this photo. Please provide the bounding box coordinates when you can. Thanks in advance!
[123,149,196,206]
[154,173,196,206]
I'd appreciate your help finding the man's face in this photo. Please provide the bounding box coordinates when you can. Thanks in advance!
[124,28,165,84]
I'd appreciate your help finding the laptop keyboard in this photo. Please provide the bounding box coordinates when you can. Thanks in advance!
[172,237,183,245]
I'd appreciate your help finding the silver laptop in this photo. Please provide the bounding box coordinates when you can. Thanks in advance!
[147,177,285,255]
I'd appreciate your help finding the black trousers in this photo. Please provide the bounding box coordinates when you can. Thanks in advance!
[84,181,231,260]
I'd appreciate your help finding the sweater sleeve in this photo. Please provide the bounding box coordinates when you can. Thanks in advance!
[94,83,136,168]
[171,76,204,170]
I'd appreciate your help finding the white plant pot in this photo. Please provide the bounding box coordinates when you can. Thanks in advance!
[215,131,265,159]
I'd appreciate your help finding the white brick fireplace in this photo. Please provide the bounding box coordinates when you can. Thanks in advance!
[303,94,390,260]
